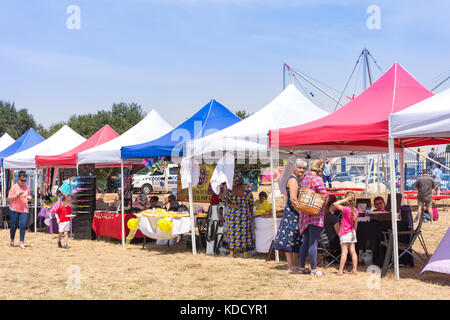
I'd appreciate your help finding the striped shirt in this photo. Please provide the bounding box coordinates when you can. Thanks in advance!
[298,172,328,235]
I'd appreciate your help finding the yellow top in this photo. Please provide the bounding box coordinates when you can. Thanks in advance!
[254,199,272,215]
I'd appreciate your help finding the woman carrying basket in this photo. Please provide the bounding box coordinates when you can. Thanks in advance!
[297,159,328,276]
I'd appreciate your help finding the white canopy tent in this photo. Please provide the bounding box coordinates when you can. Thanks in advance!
[0,133,15,152]
[183,84,344,259]
[3,125,86,232]
[78,110,173,166]
[77,109,173,246]
[386,88,450,276]
[3,125,86,170]
[390,88,450,139]
[185,84,329,159]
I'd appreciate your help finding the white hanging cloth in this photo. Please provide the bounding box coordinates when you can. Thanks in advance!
[180,157,200,189]
[210,152,235,195]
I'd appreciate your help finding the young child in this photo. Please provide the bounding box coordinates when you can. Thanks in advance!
[55,195,72,249]
[332,191,359,275]
[254,191,272,216]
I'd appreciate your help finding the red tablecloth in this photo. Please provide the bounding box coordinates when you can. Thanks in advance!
[404,195,450,200]
[326,188,365,192]
[92,211,146,240]
[328,192,346,197]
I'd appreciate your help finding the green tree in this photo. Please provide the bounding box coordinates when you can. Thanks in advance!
[0,100,39,139]
[235,109,252,120]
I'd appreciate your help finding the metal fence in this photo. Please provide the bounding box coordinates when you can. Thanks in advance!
[331,151,450,191]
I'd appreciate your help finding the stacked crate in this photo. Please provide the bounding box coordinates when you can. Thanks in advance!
[73,176,96,240]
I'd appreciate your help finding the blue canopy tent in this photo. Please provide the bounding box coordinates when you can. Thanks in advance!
[0,128,45,167]
[119,99,241,248]
[121,99,241,159]
[1,128,45,205]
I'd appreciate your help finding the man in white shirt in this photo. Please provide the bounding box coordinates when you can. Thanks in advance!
[322,159,332,188]
[432,164,443,196]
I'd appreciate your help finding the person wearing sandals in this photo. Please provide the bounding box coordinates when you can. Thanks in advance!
[297,159,328,276]
[272,158,307,272]
[223,172,254,258]
[332,192,359,275]
[8,171,32,249]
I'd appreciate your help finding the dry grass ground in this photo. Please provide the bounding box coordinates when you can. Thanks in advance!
[0,209,449,300]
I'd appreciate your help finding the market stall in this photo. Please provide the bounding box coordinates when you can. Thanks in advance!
[182,85,360,259]
[3,125,86,232]
[121,99,242,252]
[76,110,174,243]
[0,128,45,206]
[270,63,436,278]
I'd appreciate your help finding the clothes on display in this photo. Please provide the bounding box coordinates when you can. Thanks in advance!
[209,152,235,195]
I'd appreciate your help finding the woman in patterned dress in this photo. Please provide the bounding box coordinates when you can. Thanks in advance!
[272,158,307,272]
[297,159,328,276]
[224,172,254,258]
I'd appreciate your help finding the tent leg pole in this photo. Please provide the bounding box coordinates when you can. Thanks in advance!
[121,160,125,246]
[400,150,405,205]
[2,168,6,207]
[188,182,196,255]
[364,158,369,198]
[34,169,38,233]
[388,138,400,279]
[270,148,279,262]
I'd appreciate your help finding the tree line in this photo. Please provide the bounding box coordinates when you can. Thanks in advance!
[0,100,147,140]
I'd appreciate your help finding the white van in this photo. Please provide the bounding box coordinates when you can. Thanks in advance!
[132,164,179,194]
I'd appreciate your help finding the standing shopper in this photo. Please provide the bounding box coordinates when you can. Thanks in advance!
[298,159,328,276]
[432,164,443,196]
[322,159,332,188]
[272,158,307,272]
[224,172,254,258]
[8,171,32,249]
[414,169,436,223]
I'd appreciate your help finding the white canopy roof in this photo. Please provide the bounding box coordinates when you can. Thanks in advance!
[78,109,173,166]
[390,88,450,138]
[186,84,331,160]
[0,133,15,152]
[3,125,86,169]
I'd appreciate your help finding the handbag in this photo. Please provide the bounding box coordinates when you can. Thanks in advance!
[297,175,327,216]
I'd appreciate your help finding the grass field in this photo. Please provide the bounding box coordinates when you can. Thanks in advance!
[0,209,449,300]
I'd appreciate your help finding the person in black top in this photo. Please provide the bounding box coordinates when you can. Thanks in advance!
[324,195,341,250]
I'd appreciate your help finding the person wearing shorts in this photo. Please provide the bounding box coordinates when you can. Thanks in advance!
[332,192,359,275]
[55,196,72,249]
[414,169,435,223]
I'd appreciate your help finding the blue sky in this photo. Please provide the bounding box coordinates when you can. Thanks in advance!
[0,0,449,128]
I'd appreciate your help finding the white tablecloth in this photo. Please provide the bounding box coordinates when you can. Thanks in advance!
[138,216,191,240]
[254,217,281,253]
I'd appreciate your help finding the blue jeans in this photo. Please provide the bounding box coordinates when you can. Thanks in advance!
[323,175,332,188]
[299,224,323,270]
[9,209,28,243]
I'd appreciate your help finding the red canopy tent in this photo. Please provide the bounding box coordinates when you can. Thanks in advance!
[269,63,437,279]
[270,63,438,152]
[35,125,119,167]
